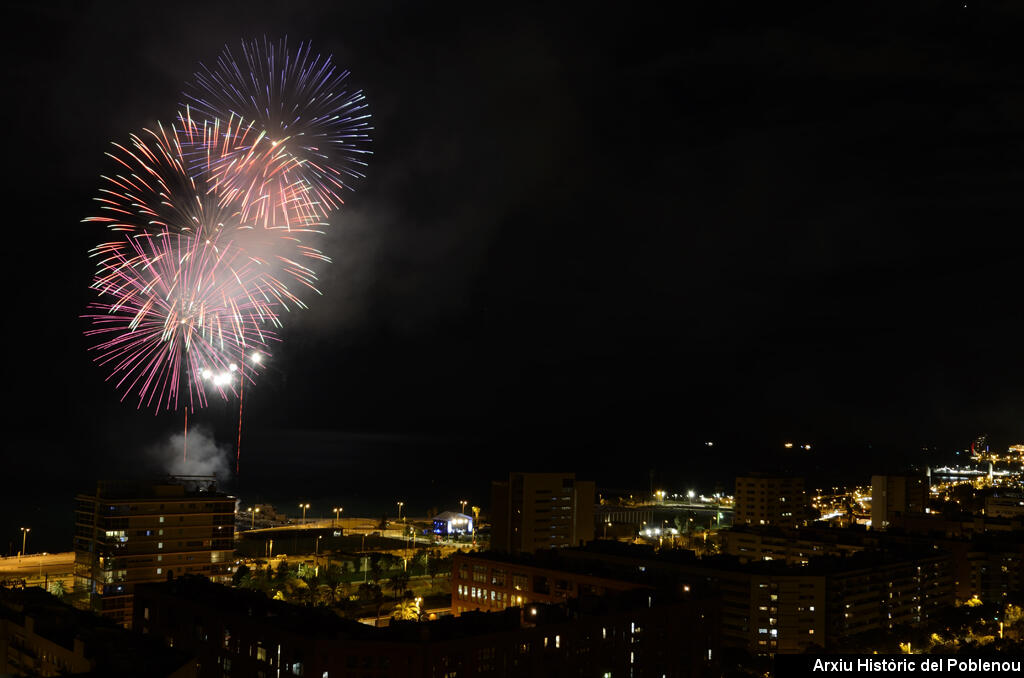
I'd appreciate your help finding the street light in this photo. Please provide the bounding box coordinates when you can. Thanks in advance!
[460,499,467,515]
[248,507,260,530]
[19,527,30,560]
[333,507,343,528]
[397,502,404,523]
[299,503,310,525]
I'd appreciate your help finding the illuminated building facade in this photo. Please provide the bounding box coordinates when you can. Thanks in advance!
[72,477,235,628]
[490,473,595,554]
[733,474,806,527]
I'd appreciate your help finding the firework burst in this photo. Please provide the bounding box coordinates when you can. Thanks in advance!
[183,36,372,217]
[83,39,371,415]
[85,119,330,310]
[85,229,278,411]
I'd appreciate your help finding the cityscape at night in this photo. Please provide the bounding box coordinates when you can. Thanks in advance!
[1,2,1022,677]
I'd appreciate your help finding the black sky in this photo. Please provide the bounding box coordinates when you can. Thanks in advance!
[2,1,1022,541]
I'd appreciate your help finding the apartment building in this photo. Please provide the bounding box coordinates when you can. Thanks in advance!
[72,477,236,628]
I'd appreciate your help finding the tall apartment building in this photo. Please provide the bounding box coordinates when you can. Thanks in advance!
[490,473,595,554]
[72,476,236,628]
[733,474,806,527]
[870,474,928,529]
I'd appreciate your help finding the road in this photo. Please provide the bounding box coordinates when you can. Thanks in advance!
[0,551,75,591]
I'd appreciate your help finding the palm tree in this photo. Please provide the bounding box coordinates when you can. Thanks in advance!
[48,580,66,600]
[392,597,421,621]
[356,583,386,627]
[316,584,334,606]
[368,554,383,584]
[389,572,410,600]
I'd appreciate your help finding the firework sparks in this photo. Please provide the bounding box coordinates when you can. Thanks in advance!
[183,36,373,217]
[85,228,279,411]
[83,39,371,415]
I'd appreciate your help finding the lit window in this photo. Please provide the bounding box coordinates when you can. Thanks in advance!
[156,568,162,575]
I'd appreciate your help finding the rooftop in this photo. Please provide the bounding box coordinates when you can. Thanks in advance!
[77,476,233,500]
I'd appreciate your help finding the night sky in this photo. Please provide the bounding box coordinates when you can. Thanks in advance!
[3,1,1023,548]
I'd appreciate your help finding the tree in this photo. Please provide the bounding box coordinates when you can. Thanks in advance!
[381,553,403,572]
[412,548,429,573]
[232,564,251,587]
[48,580,66,600]
[389,571,410,600]
[274,560,290,583]
[277,575,309,604]
[428,552,451,590]
[368,554,383,584]
[357,583,385,627]
[392,597,421,621]
[315,584,335,606]
[427,552,442,590]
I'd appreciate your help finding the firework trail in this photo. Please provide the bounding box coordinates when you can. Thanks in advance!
[183,36,373,218]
